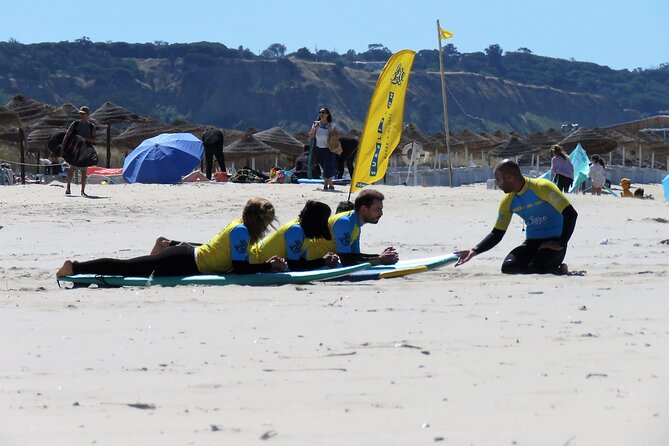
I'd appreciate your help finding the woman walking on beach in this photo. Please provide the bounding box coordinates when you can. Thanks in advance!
[56,197,287,278]
[308,107,340,191]
[252,200,340,270]
[550,145,574,193]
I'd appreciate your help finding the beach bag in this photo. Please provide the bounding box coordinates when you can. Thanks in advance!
[63,135,98,167]
[48,131,67,156]
[327,132,343,156]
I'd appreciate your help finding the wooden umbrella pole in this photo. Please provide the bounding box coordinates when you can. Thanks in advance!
[106,124,111,167]
[19,128,25,184]
[437,19,453,187]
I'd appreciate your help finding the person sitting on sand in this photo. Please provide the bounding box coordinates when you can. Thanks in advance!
[454,159,578,275]
[620,178,634,198]
[252,200,340,271]
[312,189,399,266]
[57,197,287,278]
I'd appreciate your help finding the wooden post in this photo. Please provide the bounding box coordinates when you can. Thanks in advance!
[622,147,626,166]
[18,128,25,184]
[436,19,453,186]
[609,151,613,165]
[651,151,655,169]
[638,146,642,168]
[106,124,112,168]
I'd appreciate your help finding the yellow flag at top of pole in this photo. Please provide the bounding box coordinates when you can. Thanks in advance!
[350,49,416,192]
[439,26,453,40]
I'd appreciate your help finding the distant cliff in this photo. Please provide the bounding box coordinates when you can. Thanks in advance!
[0,41,655,134]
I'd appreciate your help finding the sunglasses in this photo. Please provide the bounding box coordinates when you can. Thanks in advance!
[319,111,328,114]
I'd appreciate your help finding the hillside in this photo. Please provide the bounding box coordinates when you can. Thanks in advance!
[0,40,666,133]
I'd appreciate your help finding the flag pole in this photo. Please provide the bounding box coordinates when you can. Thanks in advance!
[437,19,453,187]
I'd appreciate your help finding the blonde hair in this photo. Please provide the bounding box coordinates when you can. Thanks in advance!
[242,197,276,244]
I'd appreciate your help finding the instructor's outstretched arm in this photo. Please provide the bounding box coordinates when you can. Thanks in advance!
[454,228,506,267]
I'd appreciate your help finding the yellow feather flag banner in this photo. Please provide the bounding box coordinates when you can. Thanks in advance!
[439,26,453,40]
[350,49,416,192]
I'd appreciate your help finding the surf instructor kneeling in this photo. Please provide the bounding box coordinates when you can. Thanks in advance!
[455,159,578,275]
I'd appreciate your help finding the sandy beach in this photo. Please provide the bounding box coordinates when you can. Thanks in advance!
[1,181,667,445]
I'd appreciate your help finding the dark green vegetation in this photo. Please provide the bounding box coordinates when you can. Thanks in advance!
[1,39,667,133]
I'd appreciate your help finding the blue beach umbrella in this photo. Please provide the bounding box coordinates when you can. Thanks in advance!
[123,133,204,184]
[662,174,669,202]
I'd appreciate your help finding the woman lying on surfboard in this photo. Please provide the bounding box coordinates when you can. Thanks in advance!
[251,200,340,271]
[56,197,287,278]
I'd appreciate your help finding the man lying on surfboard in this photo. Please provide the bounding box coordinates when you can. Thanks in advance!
[311,189,399,266]
[454,159,578,275]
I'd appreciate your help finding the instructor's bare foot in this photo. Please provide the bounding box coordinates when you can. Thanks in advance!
[559,263,569,275]
[150,237,170,255]
[57,260,74,277]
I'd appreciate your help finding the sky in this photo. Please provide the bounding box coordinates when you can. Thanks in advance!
[2,0,667,71]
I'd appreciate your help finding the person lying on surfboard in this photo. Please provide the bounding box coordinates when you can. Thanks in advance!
[251,200,340,271]
[56,197,287,278]
[454,159,578,275]
[311,189,399,266]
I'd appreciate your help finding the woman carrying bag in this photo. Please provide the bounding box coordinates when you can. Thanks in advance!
[308,107,340,191]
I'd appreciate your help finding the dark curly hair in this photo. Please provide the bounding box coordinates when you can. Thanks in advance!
[298,200,332,240]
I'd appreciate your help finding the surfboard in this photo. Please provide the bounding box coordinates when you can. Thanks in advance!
[59,263,370,288]
[330,253,459,281]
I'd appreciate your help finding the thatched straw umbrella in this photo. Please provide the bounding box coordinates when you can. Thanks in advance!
[253,127,304,158]
[114,118,173,152]
[4,94,55,127]
[489,137,537,160]
[557,127,617,155]
[455,129,496,165]
[0,106,21,134]
[223,134,280,171]
[90,102,140,124]
[525,130,563,167]
[90,102,143,167]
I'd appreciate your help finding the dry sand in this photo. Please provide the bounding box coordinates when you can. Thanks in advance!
[1,181,668,445]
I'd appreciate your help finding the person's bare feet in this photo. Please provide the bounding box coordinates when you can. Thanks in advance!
[559,263,569,275]
[57,260,74,277]
[150,237,171,255]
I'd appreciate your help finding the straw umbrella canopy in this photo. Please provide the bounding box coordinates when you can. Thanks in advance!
[398,127,440,151]
[223,133,280,162]
[489,137,538,158]
[253,127,304,157]
[0,106,21,142]
[4,94,55,127]
[114,117,173,151]
[90,102,140,125]
[557,127,617,155]
[456,129,493,150]
[525,130,562,149]
[292,130,311,145]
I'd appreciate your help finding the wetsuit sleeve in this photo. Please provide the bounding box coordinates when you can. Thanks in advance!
[287,258,326,271]
[229,225,250,262]
[472,228,506,255]
[339,252,381,267]
[559,205,578,247]
[284,225,305,261]
[332,217,356,253]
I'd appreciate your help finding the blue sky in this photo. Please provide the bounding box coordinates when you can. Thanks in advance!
[3,0,667,70]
